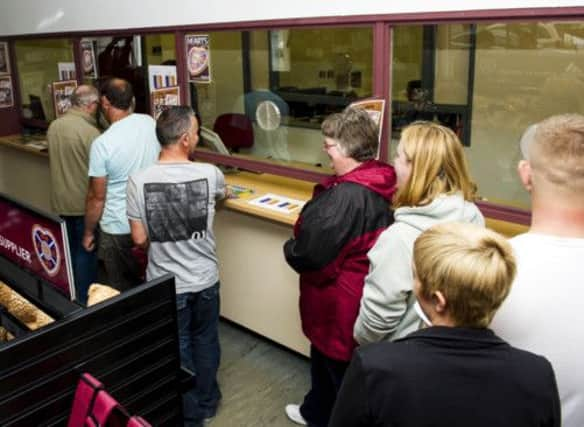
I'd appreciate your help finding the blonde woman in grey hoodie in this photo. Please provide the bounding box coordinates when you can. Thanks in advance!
[354,121,485,345]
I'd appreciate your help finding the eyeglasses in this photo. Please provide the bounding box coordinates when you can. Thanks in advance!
[323,141,338,150]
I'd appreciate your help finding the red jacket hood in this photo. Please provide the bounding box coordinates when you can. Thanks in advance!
[315,160,397,202]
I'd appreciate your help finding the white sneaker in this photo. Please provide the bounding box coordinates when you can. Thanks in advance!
[285,404,307,425]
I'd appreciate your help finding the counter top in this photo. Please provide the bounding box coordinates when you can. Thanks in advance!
[0,134,48,157]
[224,171,316,226]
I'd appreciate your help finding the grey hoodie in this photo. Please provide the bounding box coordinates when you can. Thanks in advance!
[354,193,485,345]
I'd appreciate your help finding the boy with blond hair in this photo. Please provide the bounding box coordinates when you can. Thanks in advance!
[331,222,560,427]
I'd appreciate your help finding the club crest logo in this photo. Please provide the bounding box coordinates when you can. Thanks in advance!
[32,225,61,277]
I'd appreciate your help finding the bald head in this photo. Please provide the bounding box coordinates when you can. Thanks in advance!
[71,85,99,108]
[521,114,584,194]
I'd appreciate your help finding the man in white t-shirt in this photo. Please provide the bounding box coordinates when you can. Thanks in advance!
[82,78,160,291]
[492,114,584,427]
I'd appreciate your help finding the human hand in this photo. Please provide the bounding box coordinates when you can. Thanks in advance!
[82,232,96,252]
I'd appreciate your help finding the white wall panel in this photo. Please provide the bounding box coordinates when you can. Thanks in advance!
[0,0,580,36]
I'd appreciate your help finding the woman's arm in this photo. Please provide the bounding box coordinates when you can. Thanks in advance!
[354,228,414,344]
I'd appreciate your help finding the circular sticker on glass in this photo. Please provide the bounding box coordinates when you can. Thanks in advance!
[32,224,61,277]
[256,100,281,131]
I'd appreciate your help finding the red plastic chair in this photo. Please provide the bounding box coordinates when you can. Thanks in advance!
[213,113,254,152]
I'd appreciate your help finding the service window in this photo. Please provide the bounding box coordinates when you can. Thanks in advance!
[190,27,373,174]
[390,21,584,209]
[14,38,74,121]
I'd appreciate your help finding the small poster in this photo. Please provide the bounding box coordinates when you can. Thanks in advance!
[148,65,178,91]
[58,62,76,81]
[185,34,211,83]
[0,42,9,74]
[81,40,97,78]
[349,98,386,143]
[151,86,180,120]
[0,75,14,108]
[52,79,78,118]
[248,193,305,215]
[270,30,290,72]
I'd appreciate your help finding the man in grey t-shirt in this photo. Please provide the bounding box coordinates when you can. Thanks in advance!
[126,106,226,426]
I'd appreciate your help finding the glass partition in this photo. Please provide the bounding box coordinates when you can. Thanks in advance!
[190,27,373,174]
[14,38,74,121]
[390,21,584,209]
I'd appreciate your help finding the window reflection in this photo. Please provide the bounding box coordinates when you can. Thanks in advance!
[391,21,584,209]
[191,27,373,173]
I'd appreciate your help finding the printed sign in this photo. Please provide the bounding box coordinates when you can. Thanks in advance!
[148,65,177,91]
[52,79,78,118]
[185,34,211,83]
[0,194,75,299]
[0,75,14,108]
[58,62,76,81]
[0,41,9,74]
[248,193,305,215]
[81,40,97,78]
[150,86,180,120]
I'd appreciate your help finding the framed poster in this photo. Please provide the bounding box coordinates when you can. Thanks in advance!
[0,42,9,74]
[0,75,14,108]
[52,79,78,118]
[81,40,97,78]
[185,34,211,83]
[150,86,180,119]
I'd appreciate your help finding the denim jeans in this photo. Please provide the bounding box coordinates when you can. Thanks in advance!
[62,216,97,305]
[300,345,349,427]
[176,282,222,426]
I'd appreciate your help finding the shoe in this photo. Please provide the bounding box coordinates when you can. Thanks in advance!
[285,404,307,425]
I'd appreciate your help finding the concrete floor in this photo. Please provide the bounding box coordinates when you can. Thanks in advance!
[209,320,310,427]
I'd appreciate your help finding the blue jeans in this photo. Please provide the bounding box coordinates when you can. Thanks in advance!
[62,216,97,305]
[176,283,222,426]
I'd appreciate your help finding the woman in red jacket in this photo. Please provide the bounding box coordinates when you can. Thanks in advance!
[283,106,397,427]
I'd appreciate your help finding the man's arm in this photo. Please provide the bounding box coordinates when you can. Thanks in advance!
[83,176,106,251]
[129,219,149,250]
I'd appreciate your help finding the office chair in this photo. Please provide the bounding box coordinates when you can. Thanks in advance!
[213,113,254,152]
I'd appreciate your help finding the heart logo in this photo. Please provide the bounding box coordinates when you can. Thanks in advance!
[32,224,61,277]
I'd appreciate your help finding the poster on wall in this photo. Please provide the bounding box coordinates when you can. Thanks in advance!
[148,65,177,91]
[150,86,180,119]
[58,62,76,81]
[52,79,78,118]
[0,75,14,108]
[0,42,9,74]
[349,98,386,143]
[185,34,211,83]
[0,194,75,300]
[81,40,97,78]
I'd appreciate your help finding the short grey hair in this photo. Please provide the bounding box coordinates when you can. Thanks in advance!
[321,106,378,162]
[156,106,196,146]
[70,85,99,108]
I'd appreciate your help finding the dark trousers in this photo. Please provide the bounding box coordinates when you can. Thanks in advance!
[99,231,142,292]
[62,216,97,305]
[177,283,222,427]
[300,345,350,427]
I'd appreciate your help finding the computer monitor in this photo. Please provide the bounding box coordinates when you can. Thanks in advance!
[199,126,230,156]
[29,94,46,120]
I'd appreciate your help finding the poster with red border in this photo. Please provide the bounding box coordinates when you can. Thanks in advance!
[0,194,75,299]
[185,34,211,83]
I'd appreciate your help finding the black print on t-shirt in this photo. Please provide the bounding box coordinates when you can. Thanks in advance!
[144,179,209,243]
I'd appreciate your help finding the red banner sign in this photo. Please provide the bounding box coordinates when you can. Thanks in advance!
[0,195,74,299]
